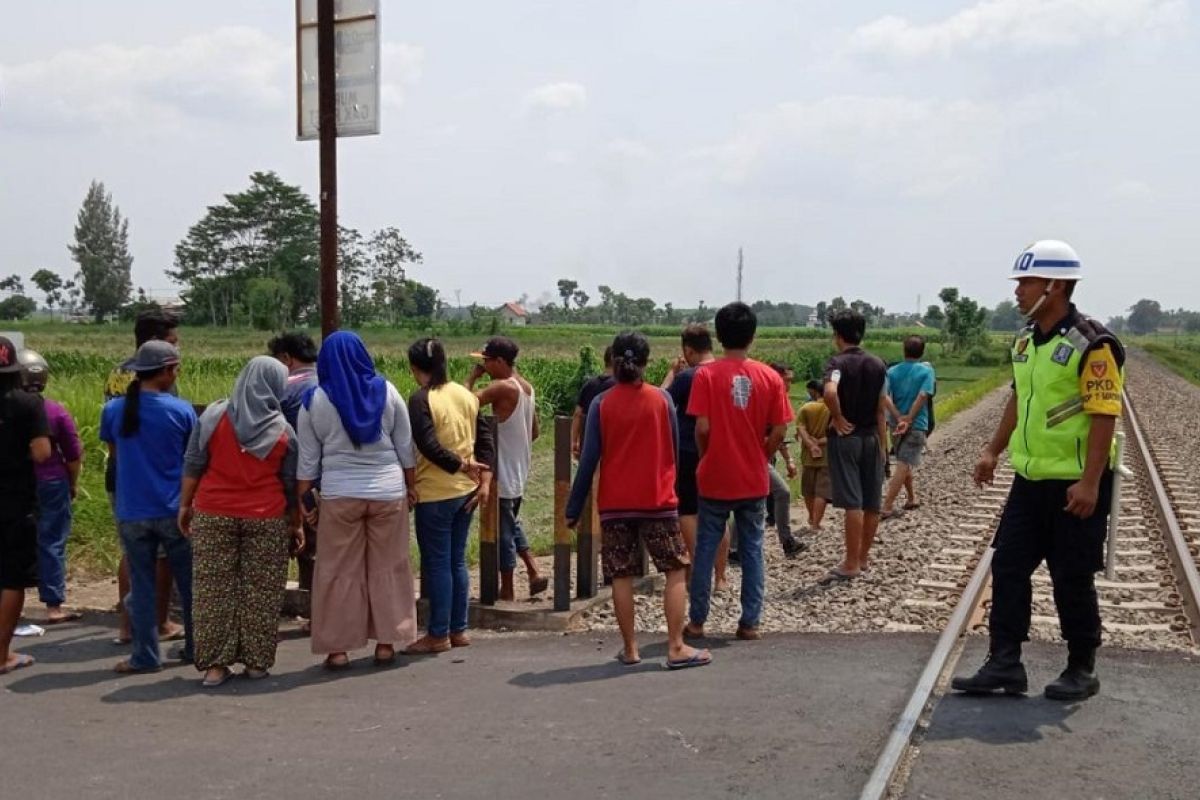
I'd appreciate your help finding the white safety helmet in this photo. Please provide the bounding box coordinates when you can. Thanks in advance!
[1009,239,1082,281]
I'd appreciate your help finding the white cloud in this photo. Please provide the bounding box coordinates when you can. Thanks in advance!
[522,81,587,114]
[848,0,1186,60]
[0,27,423,134]
[1106,179,1153,200]
[684,94,1036,198]
[605,138,655,161]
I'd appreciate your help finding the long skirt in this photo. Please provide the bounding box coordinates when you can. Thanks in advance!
[311,498,417,654]
[192,514,289,671]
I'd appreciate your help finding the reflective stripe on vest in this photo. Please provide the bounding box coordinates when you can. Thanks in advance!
[1007,328,1114,481]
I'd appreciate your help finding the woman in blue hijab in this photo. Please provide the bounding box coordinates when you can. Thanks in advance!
[296,332,419,669]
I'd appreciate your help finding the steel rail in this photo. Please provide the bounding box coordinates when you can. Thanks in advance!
[1121,389,1200,644]
[857,541,995,800]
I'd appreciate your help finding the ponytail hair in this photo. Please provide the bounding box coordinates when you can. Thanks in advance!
[407,337,449,388]
[610,331,650,384]
[120,367,167,437]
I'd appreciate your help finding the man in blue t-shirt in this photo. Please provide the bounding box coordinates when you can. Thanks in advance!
[881,335,936,519]
[100,341,197,673]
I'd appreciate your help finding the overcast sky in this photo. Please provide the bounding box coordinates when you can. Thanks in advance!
[3,0,1197,320]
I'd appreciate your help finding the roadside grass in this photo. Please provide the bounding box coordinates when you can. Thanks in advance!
[1139,340,1200,387]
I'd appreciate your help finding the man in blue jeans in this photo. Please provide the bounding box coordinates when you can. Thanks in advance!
[685,303,793,641]
[100,341,197,673]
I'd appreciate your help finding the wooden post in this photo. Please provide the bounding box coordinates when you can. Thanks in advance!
[577,474,599,599]
[553,416,573,611]
[316,0,339,338]
[479,416,500,606]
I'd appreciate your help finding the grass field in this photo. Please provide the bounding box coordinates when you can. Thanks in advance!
[1138,335,1200,386]
[5,321,1009,577]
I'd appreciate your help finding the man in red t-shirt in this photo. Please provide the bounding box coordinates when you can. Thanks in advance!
[685,303,793,640]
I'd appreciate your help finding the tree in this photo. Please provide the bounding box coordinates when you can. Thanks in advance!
[68,181,133,321]
[31,269,65,317]
[0,275,23,295]
[1127,299,1163,335]
[0,296,36,320]
[922,305,944,329]
[556,279,579,312]
[170,172,319,327]
[571,289,589,311]
[990,300,1022,331]
[937,287,988,351]
[1106,315,1127,334]
[816,300,828,327]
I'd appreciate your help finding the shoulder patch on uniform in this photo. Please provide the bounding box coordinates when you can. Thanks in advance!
[1051,343,1074,366]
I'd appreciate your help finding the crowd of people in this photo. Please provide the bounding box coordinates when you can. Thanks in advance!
[0,299,944,681]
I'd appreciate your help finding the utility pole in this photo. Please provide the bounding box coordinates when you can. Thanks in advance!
[736,247,744,303]
[317,0,339,339]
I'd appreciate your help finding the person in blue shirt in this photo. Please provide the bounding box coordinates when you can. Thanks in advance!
[100,341,197,673]
[881,336,936,519]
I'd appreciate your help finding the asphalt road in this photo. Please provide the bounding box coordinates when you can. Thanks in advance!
[2,615,931,800]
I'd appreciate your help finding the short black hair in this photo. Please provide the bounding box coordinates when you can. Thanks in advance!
[134,309,179,347]
[769,362,792,378]
[268,331,319,363]
[903,335,925,359]
[714,302,757,350]
[806,379,823,395]
[829,309,866,345]
[611,331,650,384]
[602,345,613,367]
[680,324,712,354]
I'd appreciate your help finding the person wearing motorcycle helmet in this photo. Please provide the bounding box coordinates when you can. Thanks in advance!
[20,350,84,625]
[952,240,1124,702]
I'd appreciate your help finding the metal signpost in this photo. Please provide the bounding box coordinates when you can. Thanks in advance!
[296,0,381,338]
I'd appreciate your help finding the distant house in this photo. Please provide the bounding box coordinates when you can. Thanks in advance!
[497,302,528,327]
[806,309,821,328]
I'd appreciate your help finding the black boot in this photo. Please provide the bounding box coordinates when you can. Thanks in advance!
[1044,644,1100,701]
[950,641,1028,695]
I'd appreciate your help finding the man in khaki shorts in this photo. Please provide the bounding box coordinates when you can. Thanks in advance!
[796,380,832,533]
[881,336,936,520]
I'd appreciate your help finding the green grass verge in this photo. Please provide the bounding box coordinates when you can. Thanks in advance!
[1140,342,1200,387]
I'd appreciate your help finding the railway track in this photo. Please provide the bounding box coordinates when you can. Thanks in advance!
[861,385,1200,800]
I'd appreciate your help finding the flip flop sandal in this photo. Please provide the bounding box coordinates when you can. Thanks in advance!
[880,510,902,521]
[666,649,712,670]
[373,649,397,667]
[111,636,133,646]
[244,668,270,680]
[202,668,233,688]
[324,656,352,671]
[42,612,83,626]
[528,576,550,596]
[903,502,923,511]
[615,651,641,666]
[160,626,186,642]
[0,654,35,675]
[818,568,860,586]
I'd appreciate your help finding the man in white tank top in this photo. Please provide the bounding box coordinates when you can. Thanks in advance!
[468,337,548,600]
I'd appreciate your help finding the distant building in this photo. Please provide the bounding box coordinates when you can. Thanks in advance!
[806,309,821,328]
[497,302,528,327]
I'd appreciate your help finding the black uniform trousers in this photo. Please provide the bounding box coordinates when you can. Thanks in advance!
[989,471,1114,650]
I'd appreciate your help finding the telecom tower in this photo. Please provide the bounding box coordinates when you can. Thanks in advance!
[736,247,744,302]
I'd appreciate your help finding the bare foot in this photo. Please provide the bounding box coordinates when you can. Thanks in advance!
[715,578,730,593]
[159,622,185,641]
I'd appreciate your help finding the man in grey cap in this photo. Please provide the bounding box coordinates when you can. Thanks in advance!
[100,340,198,672]
[0,334,52,674]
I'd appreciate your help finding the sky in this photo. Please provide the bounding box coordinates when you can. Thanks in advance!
[2,0,1198,320]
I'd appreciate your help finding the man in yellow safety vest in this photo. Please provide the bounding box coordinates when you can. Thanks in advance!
[952,239,1124,702]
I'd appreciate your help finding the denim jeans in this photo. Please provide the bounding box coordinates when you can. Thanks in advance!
[415,495,475,638]
[118,516,194,669]
[36,479,72,606]
[690,497,766,629]
[499,497,530,573]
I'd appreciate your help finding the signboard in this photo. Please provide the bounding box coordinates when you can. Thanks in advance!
[296,0,380,140]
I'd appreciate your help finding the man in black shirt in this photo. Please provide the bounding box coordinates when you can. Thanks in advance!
[571,345,614,459]
[820,310,887,584]
[0,335,52,674]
